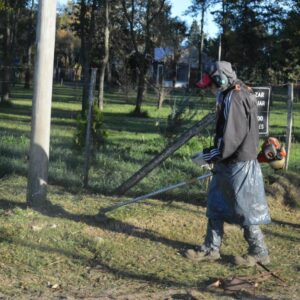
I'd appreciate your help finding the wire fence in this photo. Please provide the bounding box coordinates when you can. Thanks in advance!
[1,67,299,131]
[1,66,299,180]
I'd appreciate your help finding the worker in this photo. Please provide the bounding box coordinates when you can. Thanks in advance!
[186,61,279,267]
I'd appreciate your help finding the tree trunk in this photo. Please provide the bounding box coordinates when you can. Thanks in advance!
[1,2,11,103]
[24,0,34,89]
[157,65,165,109]
[198,2,205,78]
[106,61,112,88]
[1,67,10,102]
[80,0,96,115]
[98,65,106,111]
[98,0,110,111]
[158,86,165,109]
[24,45,33,89]
[134,65,146,115]
[82,61,90,113]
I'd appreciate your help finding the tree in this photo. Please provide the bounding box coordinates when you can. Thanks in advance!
[225,1,268,80]
[22,0,36,89]
[186,0,218,76]
[69,0,98,114]
[153,14,187,108]
[187,20,201,49]
[211,0,291,83]
[273,0,300,82]
[0,0,29,102]
[56,2,81,71]
[121,0,166,116]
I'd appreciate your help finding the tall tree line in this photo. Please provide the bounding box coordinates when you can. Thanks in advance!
[0,0,299,110]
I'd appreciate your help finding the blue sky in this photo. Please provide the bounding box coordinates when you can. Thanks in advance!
[170,0,218,37]
[57,0,218,37]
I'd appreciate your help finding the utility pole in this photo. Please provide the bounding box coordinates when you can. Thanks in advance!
[27,0,57,206]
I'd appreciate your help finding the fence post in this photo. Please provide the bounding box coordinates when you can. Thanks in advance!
[83,68,97,188]
[284,83,293,171]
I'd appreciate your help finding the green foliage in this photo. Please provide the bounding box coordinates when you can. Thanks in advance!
[160,96,198,141]
[73,104,107,150]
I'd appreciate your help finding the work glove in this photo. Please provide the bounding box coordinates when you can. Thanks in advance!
[192,147,219,167]
[191,151,207,167]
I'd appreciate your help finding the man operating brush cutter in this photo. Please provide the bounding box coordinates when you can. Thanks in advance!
[186,60,273,267]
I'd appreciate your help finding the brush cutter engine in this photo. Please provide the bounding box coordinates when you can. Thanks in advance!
[257,137,287,170]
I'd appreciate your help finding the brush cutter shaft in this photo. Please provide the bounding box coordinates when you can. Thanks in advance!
[103,172,212,213]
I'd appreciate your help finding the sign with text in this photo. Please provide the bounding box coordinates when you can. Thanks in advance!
[253,87,271,136]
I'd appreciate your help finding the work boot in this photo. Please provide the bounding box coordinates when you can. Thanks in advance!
[185,248,221,262]
[234,253,270,267]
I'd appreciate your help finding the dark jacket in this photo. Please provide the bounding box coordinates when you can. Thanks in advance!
[202,81,259,163]
[203,81,270,225]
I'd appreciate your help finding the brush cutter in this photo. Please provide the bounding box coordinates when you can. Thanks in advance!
[97,172,212,216]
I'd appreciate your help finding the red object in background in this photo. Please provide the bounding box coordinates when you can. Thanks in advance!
[196,73,213,89]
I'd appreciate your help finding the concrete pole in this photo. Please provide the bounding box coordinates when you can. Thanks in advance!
[27,0,57,206]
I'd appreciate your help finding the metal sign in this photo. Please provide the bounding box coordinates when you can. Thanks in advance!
[253,87,271,136]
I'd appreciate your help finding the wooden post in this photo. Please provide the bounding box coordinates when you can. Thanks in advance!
[218,34,222,61]
[27,0,57,206]
[284,83,293,171]
[114,112,215,196]
[83,68,97,188]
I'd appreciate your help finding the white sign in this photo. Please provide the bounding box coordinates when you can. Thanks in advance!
[253,87,271,136]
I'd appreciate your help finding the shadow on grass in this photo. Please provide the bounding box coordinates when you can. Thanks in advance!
[0,221,274,300]
[1,102,79,122]
[0,125,30,136]
[264,228,300,243]
[271,219,300,229]
[0,197,196,251]
[0,201,272,300]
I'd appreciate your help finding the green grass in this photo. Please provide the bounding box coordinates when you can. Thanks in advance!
[0,174,299,299]
[0,83,300,299]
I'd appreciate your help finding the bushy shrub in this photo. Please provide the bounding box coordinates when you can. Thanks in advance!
[160,96,197,140]
[73,105,107,150]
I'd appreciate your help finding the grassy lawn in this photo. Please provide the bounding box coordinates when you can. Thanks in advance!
[0,83,299,299]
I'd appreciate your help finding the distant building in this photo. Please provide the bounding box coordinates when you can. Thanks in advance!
[153,47,199,88]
